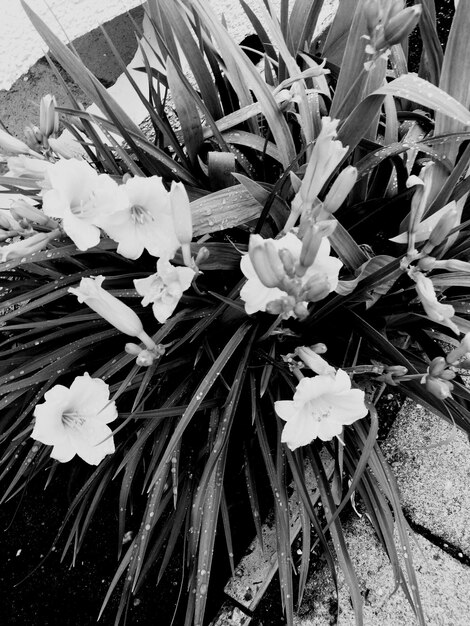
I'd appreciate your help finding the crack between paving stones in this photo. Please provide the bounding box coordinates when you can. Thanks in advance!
[403,509,470,567]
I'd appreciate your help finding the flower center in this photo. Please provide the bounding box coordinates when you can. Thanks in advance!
[308,401,332,422]
[62,410,87,430]
[131,204,154,225]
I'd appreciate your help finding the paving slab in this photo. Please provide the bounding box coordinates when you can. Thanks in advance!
[295,515,470,626]
[382,400,470,556]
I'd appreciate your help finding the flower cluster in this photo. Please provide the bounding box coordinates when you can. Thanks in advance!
[240,231,342,318]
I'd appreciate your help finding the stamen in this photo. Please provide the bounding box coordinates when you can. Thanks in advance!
[62,410,87,429]
[131,205,154,225]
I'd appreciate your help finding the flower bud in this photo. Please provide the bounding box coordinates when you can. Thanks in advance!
[428,356,447,377]
[248,235,285,288]
[278,248,296,277]
[446,332,470,364]
[136,349,156,367]
[0,210,19,230]
[39,94,59,139]
[301,273,330,302]
[125,342,142,355]
[293,302,309,320]
[299,224,322,270]
[310,343,328,354]
[322,166,357,214]
[296,346,335,376]
[417,256,436,272]
[440,369,456,381]
[10,199,57,228]
[265,299,284,315]
[425,376,453,400]
[385,365,408,377]
[266,296,295,316]
[195,245,210,266]
[0,128,35,156]
[0,231,58,262]
[69,276,156,349]
[382,6,422,47]
[24,125,43,151]
[170,181,193,246]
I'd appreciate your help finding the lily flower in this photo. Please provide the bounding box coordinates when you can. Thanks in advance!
[274,369,368,450]
[42,158,125,251]
[240,232,342,315]
[134,258,195,323]
[69,276,156,349]
[31,373,118,465]
[99,176,180,260]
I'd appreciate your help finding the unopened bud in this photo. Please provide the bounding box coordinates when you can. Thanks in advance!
[440,369,456,381]
[293,302,309,320]
[311,343,328,354]
[296,346,335,376]
[10,199,57,228]
[266,295,295,316]
[125,342,142,355]
[248,235,285,288]
[428,356,447,377]
[322,166,357,214]
[425,376,453,400]
[136,349,156,367]
[417,256,436,272]
[302,273,330,302]
[170,181,193,245]
[382,6,422,47]
[446,332,470,364]
[385,365,408,377]
[195,246,210,266]
[278,248,296,277]
[299,224,322,271]
[24,125,43,151]
[0,231,57,262]
[39,94,59,139]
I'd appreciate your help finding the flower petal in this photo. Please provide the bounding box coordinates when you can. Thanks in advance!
[72,423,115,465]
[50,436,77,463]
[274,400,297,422]
[62,214,101,251]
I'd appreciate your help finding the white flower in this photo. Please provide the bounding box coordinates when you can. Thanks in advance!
[99,176,180,260]
[42,159,124,251]
[413,272,459,334]
[31,373,118,465]
[274,369,368,450]
[240,232,342,315]
[69,276,155,348]
[134,258,195,323]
